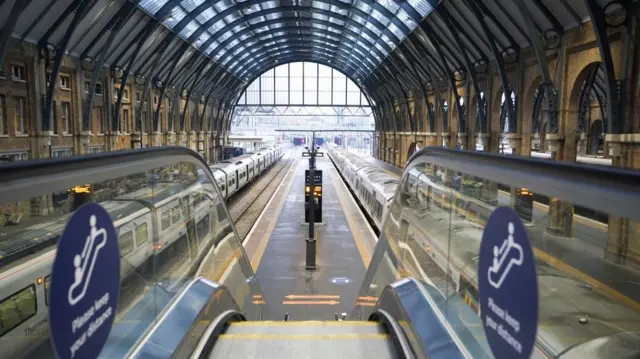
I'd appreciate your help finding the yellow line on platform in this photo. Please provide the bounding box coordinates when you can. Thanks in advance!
[232,321,377,326]
[329,166,372,268]
[533,248,640,312]
[250,159,299,270]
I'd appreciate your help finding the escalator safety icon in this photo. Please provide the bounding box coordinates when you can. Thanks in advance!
[487,222,524,289]
[68,215,108,306]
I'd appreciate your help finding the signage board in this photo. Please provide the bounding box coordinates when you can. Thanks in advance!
[478,206,538,359]
[49,203,120,359]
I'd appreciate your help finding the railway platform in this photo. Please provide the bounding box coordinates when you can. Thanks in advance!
[242,153,377,320]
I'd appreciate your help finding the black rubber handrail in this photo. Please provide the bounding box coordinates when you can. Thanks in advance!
[403,146,640,221]
[0,147,215,204]
[0,146,209,182]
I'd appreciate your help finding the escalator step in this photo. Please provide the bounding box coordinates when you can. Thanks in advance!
[228,321,382,335]
[210,333,397,359]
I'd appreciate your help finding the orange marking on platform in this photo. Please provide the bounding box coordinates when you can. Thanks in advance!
[253,294,264,299]
[252,300,265,305]
[357,296,377,302]
[285,294,340,300]
[356,302,376,307]
[282,300,340,305]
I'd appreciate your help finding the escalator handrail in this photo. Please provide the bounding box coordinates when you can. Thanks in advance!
[403,146,640,221]
[0,147,215,203]
[369,309,415,359]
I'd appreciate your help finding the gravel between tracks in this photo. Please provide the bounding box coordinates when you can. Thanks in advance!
[228,149,296,240]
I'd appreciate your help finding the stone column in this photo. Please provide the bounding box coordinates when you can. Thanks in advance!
[545,133,575,237]
[604,134,640,264]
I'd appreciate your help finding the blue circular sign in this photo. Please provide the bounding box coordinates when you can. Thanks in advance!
[478,207,538,359]
[49,203,120,359]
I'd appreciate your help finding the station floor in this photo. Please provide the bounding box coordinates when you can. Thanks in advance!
[365,156,640,310]
[242,154,377,320]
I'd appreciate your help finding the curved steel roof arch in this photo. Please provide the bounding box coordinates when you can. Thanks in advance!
[237,46,365,80]
[235,43,368,81]
[137,0,437,79]
[225,34,380,76]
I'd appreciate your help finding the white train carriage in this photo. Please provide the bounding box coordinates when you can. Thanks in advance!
[209,162,239,199]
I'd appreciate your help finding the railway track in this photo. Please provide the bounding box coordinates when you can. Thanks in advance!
[228,148,297,240]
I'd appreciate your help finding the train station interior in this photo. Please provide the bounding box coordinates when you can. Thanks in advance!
[1,0,640,358]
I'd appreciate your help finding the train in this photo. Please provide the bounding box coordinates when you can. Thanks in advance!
[329,147,640,359]
[329,147,398,229]
[0,144,288,359]
[209,145,286,199]
[292,137,306,146]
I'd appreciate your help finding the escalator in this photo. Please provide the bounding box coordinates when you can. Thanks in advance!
[128,276,470,359]
[207,321,400,359]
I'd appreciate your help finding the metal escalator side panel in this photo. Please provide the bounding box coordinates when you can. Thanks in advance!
[125,278,242,359]
[370,309,415,359]
[373,278,476,359]
[186,310,247,359]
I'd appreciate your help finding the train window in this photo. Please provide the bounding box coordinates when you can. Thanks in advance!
[135,223,149,246]
[44,275,51,306]
[171,206,181,223]
[119,231,134,257]
[0,285,37,337]
[161,211,170,230]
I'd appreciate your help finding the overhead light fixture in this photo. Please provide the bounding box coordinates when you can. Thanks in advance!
[167,16,175,21]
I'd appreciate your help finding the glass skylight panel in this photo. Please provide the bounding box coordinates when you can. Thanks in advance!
[209,20,226,33]
[312,12,328,21]
[328,17,345,26]
[262,1,278,10]
[330,5,347,16]
[371,9,390,26]
[217,30,233,43]
[351,13,366,25]
[311,1,330,10]
[195,32,211,48]
[396,9,416,28]
[139,0,169,15]
[181,0,205,12]
[374,42,388,56]
[213,0,232,13]
[265,13,281,21]
[364,22,380,36]
[180,20,199,38]
[377,0,399,13]
[226,38,241,49]
[388,22,404,39]
[205,41,219,55]
[248,16,263,25]
[196,7,216,23]
[165,7,187,28]
[353,1,371,14]
[407,0,435,17]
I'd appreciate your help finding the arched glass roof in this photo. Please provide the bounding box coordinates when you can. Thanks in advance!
[137,0,437,80]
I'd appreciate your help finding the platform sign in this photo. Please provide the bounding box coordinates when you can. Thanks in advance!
[478,207,538,359]
[305,170,323,185]
[49,203,120,359]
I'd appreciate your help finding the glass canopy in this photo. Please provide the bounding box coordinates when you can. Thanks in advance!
[137,0,437,80]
